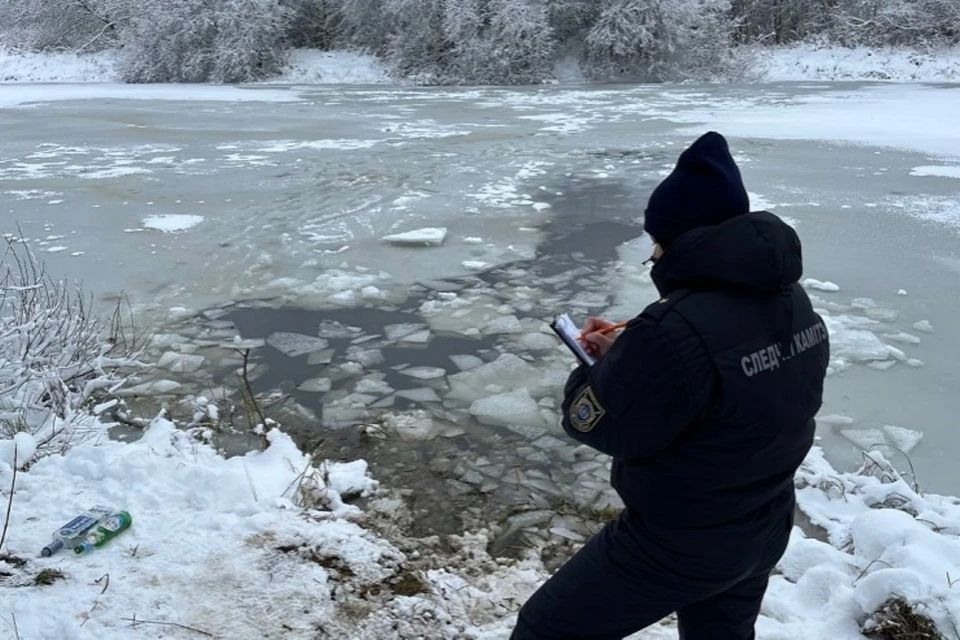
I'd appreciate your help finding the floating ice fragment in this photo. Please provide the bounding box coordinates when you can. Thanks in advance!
[142,214,204,233]
[400,366,447,380]
[157,352,205,373]
[462,260,489,270]
[355,377,393,395]
[361,286,384,300]
[485,315,523,334]
[882,425,923,453]
[470,388,547,430]
[266,332,329,357]
[816,414,855,425]
[897,289,908,296]
[520,332,559,352]
[913,320,934,333]
[401,330,431,344]
[348,349,384,367]
[840,428,887,450]
[803,278,840,292]
[384,323,426,341]
[883,332,921,345]
[380,227,447,246]
[396,387,442,403]
[306,349,335,365]
[327,290,357,306]
[341,362,364,376]
[299,378,332,393]
[447,354,543,402]
[450,354,484,371]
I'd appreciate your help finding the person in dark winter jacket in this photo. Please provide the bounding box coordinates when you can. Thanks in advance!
[510,132,830,640]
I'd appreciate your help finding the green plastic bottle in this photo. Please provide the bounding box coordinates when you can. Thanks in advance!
[73,511,132,554]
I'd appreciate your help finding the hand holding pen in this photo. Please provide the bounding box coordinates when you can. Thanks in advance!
[577,317,627,359]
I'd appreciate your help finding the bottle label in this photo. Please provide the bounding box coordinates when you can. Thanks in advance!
[58,515,96,537]
[102,516,124,532]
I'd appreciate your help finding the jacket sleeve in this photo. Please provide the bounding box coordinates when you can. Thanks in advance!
[559,315,716,461]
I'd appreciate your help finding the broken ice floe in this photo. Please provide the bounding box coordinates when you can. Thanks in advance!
[469,389,548,433]
[840,425,923,454]
[157,352,205,373]
[380,227,448,246]
[803,278,840,292]
[913,320,934,333]
[299,378,333,393]
[266,332,329,357]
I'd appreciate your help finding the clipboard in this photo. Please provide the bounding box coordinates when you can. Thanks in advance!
[550,313,596,367]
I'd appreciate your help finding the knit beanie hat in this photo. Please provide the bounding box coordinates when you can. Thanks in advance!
[643,131,750,248]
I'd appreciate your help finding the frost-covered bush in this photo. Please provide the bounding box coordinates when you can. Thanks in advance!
[730,0,960,48]
[369,0,555,85]
[584,0,734,82]
[116,0,291,83]
[441,0,555,85]
[283,0,340,49]
[831,0,960,47]
[0,0,123,52]
[0,239,141,467]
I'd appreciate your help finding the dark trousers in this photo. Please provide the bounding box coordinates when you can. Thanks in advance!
[510,510,791,640]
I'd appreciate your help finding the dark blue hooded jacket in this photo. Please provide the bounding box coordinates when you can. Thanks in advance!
[560,210,829,574]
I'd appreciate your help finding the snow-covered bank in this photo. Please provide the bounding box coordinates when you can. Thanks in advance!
[3,414,960,639]
[0,48,119,83]
[4,45,960,85]
[743,43,960,82]
[0,47,391,85]
[272,50,392,85]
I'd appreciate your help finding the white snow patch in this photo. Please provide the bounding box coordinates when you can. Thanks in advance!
[910,166,960,179]
[744,44,960,83]
[0,83,303,109]
[269,49,392,85]
[0,47,118,83]
[672,84,960,162]
[142,214,204,233]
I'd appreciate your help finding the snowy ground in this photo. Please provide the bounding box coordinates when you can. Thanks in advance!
[743,43,960,82]
[4,45,960,84]
[3,412,959,639]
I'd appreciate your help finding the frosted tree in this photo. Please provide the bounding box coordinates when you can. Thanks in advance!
[282,0,340,49]
[585,0,733,81]
[331,0,391,52]
[443,0,555,85]
[0,0,124,52]
[117,0,291,83]
[379,0,449,81]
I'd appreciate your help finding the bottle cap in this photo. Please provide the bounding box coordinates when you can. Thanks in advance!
[41,540,64,557]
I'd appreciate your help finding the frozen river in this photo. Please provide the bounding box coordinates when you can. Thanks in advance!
[2,81,958,508]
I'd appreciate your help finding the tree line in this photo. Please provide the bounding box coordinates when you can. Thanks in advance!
[1,0,957,84]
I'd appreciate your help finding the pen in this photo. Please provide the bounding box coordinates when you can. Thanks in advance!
[578,321,628,340]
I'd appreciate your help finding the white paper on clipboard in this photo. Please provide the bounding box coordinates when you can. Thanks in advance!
[551,313,596,366]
